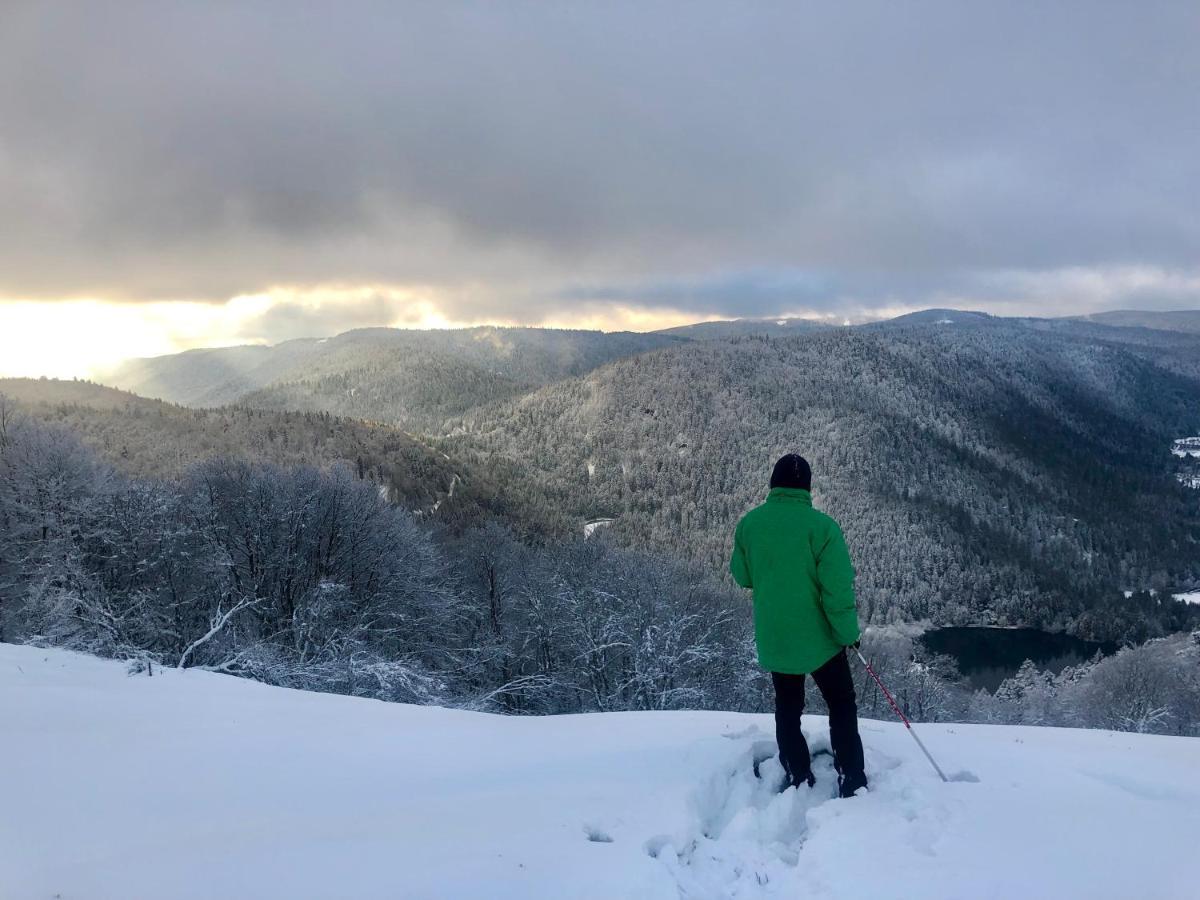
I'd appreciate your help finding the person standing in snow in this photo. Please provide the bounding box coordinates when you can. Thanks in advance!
[729,453,869,797]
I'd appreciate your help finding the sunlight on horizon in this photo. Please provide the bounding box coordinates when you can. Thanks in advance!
[0,290,735,380]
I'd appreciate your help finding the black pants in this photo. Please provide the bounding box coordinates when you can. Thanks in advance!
[772,650,866,788]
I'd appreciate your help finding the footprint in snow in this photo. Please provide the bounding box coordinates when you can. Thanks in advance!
[648,732,846,896]
[583,824,614,843]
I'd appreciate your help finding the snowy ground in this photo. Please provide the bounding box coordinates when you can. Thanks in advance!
[2,644,1196,900]
[1122,588,1200,606]
[1170,437,1200,457]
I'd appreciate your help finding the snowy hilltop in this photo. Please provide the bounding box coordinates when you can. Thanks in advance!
[2,643,1195,900]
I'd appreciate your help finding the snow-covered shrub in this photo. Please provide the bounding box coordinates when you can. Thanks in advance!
[1071,638,1200,735]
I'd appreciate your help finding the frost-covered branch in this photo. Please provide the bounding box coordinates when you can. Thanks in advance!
[178,598,257,669]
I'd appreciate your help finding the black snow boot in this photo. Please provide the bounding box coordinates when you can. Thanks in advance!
[793,769,817,792]
[782,761,816,793]
[838,771,869,798]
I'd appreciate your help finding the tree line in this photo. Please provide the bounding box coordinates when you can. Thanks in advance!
[2,397,1196,736]
[0,404,750,713]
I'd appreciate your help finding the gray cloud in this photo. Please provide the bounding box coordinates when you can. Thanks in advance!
[558,270,844,318]
[230,293,405,343]
[1,1,1198,321]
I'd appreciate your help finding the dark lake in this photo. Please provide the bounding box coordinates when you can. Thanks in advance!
[919,626,1118,692]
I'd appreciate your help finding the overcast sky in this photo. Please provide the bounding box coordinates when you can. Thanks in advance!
[1,1,1198,375]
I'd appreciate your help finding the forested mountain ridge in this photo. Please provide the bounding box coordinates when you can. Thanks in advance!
[1020,317,1200,384]
[870,309,999,327]
[6,320,1200,731]
[97,312,1200,431]
[0,378,560,533]
[101,326,685,427]
[1070,309,1200,335]
[66,314,1200,642]
[438,322,1200,641]
[656,317,832,339]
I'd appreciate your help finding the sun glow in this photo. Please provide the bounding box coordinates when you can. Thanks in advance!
[0,284,732,381]
[0,299,241,380]
[0,285,902,382]
[0,288,446,380]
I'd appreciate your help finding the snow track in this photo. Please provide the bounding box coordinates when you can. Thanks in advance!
[649,729,948,899]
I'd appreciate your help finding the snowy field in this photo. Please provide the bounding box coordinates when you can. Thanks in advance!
[2,643,1196,900]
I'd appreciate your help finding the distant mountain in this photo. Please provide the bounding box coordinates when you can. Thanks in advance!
[99,327,685,428]
[96,311,1200,429]
[877,311,1200,382]
[439,321,1200,641]
[657,317,833,339]
[0,377,169,411]
[1021,317,1200,382]
[98,342,320,408]
[875,309,999,328]
[0,377,558,533]
[1071,309,1200,335]
[70,310,1200,641]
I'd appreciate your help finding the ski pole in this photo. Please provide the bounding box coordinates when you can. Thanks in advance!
[853,648,949,783]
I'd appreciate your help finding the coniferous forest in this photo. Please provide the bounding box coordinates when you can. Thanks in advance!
[3,313,1200,735]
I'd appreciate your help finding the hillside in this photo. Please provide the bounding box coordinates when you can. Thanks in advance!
[871,308,999,328]
[1073,309,1200,335]
[441,322,1200,640]
[0,377,169,411]
[52,315,1200,638]
[657,317,833,339]
[0,377,558,532]
[2,643,1195,899]
[100,326,685,427]
[28,312,1200,640]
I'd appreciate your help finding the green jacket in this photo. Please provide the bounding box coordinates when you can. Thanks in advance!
[730,487,860,674]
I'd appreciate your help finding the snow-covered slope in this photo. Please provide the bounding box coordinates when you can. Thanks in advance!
[2,644,1195,900]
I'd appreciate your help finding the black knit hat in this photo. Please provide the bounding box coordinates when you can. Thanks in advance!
[770,453,812,490]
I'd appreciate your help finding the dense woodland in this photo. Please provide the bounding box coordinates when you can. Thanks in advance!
[0,406,753,714]
[445,324,1200,642]
[4,314,1200,736]
[2,404,1197,735]
[105,326,683,427]
[0,378,564,535]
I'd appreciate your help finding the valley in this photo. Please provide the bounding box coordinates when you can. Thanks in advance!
[14,312,1200,644]
[3,310,1200,731]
